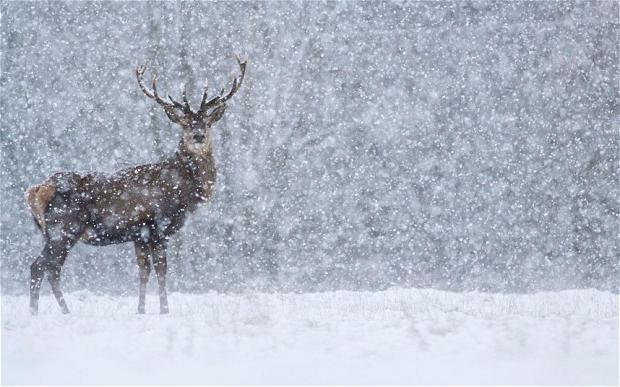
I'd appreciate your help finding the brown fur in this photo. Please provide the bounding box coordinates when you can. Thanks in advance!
[25,182,56,231]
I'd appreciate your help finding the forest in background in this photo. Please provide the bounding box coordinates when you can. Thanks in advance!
[1,1,618,294]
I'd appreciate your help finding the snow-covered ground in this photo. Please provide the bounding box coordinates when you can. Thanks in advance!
[1,288,618,385]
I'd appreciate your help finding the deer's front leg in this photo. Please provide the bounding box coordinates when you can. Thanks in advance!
[151,242,169,314]
[134,242,152,314]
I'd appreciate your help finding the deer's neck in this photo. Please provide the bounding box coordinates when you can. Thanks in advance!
[177,141,217,201]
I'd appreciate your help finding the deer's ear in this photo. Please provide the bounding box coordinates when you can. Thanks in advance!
[163,107,184,124]
[179,116,192,127]
[206,104,226,126]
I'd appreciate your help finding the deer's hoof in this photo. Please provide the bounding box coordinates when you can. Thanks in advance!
[160,306,169,315]
[137,308,145,315]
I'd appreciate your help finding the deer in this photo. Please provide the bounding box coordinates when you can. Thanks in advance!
[25,56,246,315]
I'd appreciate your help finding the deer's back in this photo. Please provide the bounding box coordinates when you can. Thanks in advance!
[28,161,197,245]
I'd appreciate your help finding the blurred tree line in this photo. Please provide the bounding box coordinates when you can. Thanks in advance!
[1,1,617,294]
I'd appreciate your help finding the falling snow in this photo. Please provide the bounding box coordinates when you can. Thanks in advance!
[1,1,618,385]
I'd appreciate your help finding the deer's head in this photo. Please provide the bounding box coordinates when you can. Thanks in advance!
[136,56,246,155]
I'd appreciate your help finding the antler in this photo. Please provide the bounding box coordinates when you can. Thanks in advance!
[199,79,219,113]
[220,55,247,104]
[167,84,192,114]
[137,56,247,124]
[198,55,247,115]
[135,64,180,112]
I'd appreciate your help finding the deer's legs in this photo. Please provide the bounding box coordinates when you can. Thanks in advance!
[134,242,152,314]
[151,243,169,314]
[30,255,45,315]
[30,240,72,315]
[46,248,70,314]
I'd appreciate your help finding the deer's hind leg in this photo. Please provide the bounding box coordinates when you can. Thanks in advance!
[45,240,73,314]
[29,195,84,315]
[30,230,79,315]
[30,254,46,315]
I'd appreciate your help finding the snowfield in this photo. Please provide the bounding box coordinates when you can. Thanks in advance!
[2,288,618,385]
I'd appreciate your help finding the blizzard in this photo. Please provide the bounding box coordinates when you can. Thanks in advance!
[2,288,618,385]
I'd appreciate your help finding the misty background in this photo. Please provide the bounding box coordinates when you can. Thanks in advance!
[1,1,618,295]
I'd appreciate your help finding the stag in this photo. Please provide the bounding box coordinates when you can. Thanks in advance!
[25,56,246,315]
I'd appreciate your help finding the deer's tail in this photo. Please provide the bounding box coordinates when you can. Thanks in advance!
[25,182,57,234]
